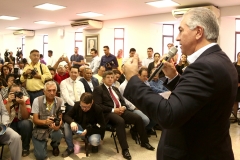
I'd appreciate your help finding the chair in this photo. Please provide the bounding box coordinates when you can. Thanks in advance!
[231,111,240,125]
[106,124,119,153]
[128,124,141,144]
[0,144,5,160]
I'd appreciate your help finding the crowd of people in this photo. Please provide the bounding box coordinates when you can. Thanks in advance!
[0,43,185,160]
[0,31,238,160]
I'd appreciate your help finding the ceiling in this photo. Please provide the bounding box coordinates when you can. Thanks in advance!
[0,0,239,35]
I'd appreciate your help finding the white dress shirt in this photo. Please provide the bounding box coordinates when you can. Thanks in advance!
[47,56,55,67]
[119,80,136,111]
[142,57,154,67]
[89,56,101,74]
[60,77,85,106]
[104,84,122,110]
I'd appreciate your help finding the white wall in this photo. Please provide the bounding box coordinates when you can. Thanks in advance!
[0,5,240,63]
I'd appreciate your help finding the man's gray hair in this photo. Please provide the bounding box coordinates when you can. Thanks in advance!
[184,7,219,42]
[44,81,57,91]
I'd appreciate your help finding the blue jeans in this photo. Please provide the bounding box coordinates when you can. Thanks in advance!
[132,109,150,127]
[64,123,101,150]
[32,129,63,160]
[10,119,33,151]
[28,90,44,106]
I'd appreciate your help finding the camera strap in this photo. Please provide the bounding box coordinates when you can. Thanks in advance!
[40,64,43,75]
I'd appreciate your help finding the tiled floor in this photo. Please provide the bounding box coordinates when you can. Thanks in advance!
[1,122,240,160]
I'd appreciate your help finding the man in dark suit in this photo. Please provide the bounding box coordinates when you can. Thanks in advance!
[123,8,237,160]
[80,68,99,93]
[93,71,155,160]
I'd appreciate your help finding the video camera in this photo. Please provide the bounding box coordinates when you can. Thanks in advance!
[105,60,116,69]
[4,49,9,58]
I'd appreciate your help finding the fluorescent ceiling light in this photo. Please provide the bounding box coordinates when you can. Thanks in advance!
[0,15,19,20]
[146,0,180,8]
[6,27,23,30]
[35,3,66,11]
[77,12,103,17]
[34,21,55,24]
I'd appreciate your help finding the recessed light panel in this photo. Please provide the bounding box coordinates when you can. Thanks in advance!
[6,27,23,30]
[0,15,19,20]
[35,3,66,11]
[146,0,180,8]
[77,12,103,17]
[34,21,55,24]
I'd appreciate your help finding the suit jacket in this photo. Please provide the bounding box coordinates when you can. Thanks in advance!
[93,84,127,114]
[80,77,99,93]
[124,45,237,160]
[63,102,105,139]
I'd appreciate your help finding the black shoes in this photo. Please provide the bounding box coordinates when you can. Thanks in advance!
[62,148,74,158]
[52,147,60,156]
[22,150,30,157]
[141,143,155,150]
[122,149,132,160]
[92,146,99,153]
[147,129,157,136]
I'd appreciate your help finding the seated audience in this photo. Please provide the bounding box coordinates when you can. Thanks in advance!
[112,69,121,88]
[93,71,155,160]
[148,68,168,94]
[60,66,85,113]
[1,74,29,99]
[78,65,86,80]
[62,93,105,157]
[3,84,33,157]
[175,54,189,75]
[93,66,106,85]
[80,68,99,93]
[31,81,65,159]
[118,65,126,84]
[0,94,22,160]
[7,62,14,73]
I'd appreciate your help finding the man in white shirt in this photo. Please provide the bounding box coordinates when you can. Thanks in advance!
[142,47,154,67]
[60,66,85,113]
[47,50,55,67]
[89,49,100,74]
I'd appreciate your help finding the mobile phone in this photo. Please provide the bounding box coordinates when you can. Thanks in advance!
[76,130,83,134]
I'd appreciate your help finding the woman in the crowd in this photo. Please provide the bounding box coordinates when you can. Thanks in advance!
[0,65,10,86]
[175,54,189,75]
[233,51,240,122]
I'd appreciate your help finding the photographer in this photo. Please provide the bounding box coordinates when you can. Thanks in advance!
[3,84,33,157]
[20,49,52,105]
[0,94,22,160]
[1,74,29,99]
[5,51,15,65]
[100,46,118,71]
[31,81,65,159]
[62,92,105,157]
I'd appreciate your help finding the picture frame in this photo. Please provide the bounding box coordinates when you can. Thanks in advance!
[85,35,99,57]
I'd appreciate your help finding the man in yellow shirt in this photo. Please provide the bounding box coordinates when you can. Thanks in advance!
[20,49,52,105]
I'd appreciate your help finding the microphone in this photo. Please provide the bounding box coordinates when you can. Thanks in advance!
[148,46,178,82]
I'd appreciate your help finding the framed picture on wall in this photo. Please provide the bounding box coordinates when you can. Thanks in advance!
[85,35,98,57]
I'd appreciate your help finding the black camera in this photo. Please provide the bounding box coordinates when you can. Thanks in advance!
[11,91,23,104]
[52,117,61,126]
[14,91,23,99]
[31,68,38,76]
[4,49,9,57]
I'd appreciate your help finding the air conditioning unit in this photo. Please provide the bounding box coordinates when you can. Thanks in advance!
[172,5,220,19]
[71,20,103,30]
[13,30,35,37]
